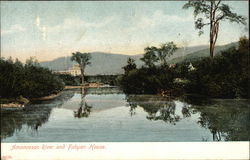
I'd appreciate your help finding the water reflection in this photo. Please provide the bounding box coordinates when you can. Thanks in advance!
[74,88,92,118]
[181,104,192,118]
[1,90,74,140]
[126,95,182,125]
[126,95,249,141]
[183,96,249,141]
[194,101,249,141]
[1,88,249,142]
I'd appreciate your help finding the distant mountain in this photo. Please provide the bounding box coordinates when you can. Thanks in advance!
[168,42,238,64]
[40,42,238,75]
[40,52,143,75]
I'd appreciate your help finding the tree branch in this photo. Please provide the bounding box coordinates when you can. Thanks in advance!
[214,0,221,11]
[215,15,225,24]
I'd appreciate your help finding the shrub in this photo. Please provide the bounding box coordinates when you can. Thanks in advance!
[0,58,64,99]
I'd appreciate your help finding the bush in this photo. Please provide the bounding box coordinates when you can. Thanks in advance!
[184,37,249,98]
[57,74,80,86]
[0,58,64,99]
[85,75,120,86]
[119,66,175,94]
[119,37,249,98]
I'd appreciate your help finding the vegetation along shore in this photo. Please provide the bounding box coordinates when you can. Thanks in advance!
[1,36,248,109]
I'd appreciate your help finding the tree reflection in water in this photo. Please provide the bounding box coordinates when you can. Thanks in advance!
[126,95,181,125]
[126,95,249,141]
[145,102,180,125]
[1,90,75,140]
[181,103,192,118]
[194,102,249,141]
[183,96,249,141]
[74,88,92,118]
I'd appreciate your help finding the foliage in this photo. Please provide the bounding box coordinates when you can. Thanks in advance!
[119,37,249,98]
[141,42,178,67]
[56,74,121,86]
[185,36,249,98]
[119,65,175,94]
[71,52,91,84]
[57,74,80,86]
[140,46,159,68]
[85,75,120,86]
[122,58,137,74]
[158,42,178,66]
[120,42,178,94]
[0,58,64,99]
[183,0,246,57]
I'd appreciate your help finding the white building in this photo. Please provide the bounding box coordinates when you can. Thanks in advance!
[54,64,81,76]
[68,64,81,76]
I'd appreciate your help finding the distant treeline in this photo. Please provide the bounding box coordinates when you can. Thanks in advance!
[119,37,249,99]
[57,74,120,86]
[86,75,120,85]
[0,58,64,99]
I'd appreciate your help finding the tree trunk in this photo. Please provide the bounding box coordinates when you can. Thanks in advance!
[80,69,84,85]
[210,1,214,58]
[82,74,84,85]
[210,34,214,58]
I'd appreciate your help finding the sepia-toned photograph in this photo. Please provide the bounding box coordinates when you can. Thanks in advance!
[1,0,249,159]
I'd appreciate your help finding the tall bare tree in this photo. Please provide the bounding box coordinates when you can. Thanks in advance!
[71,52,91,84]
[183,0,246,58]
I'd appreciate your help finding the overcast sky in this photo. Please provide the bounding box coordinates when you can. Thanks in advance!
[1,1,249,62]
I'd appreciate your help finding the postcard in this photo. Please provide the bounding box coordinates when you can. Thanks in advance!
[1,1,249,159]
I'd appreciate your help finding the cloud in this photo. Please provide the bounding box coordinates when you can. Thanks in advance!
[127,10,193,32]
[34,15,117,41]
[45,16,117,33]
[1,24,26,35]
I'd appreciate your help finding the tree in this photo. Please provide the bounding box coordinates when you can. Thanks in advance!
[0,58,64,98]
[71,52,91,84]
[25,57,39,67]
[183,0,246,58]
[140,46,158,68]
[122,57,137,74]
[158,42,178,66]
[141,42,178,67]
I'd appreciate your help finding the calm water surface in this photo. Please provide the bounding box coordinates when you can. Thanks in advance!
[1,87,249,142]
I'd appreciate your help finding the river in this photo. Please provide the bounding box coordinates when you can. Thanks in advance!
[1,87,249,142]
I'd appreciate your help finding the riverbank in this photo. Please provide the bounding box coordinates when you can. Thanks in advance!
[1,103,25,108]
[30,92,62,101]
[65,83,113,89]
[0,92,62,109]
[0,84,113,109]
[0,96,29,109]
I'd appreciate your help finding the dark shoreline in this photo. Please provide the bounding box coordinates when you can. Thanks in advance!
[0,84,114,109]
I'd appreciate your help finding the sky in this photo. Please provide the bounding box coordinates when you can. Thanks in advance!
[1,1,249,62]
